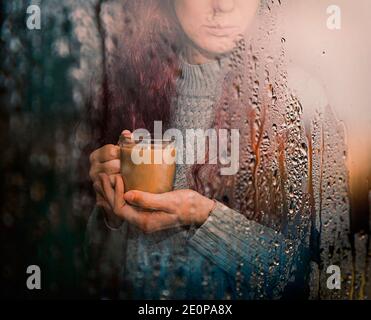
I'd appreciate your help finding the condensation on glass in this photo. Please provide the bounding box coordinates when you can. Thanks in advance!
[2,0,369,299]
[69,0,369,299]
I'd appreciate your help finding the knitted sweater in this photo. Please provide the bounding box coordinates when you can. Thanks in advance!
[85,56,306,300]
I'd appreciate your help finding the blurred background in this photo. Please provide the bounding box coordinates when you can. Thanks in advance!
[0,0,370,299]
[0,0,93,298]
[283,0,371,235]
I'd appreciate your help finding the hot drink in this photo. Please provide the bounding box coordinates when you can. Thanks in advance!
[119,136,176,194]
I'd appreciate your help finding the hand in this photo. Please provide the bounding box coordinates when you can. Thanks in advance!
[99,173,216,234]
[89,130,131,227]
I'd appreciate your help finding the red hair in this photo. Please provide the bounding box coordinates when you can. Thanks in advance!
[86,0,181,149]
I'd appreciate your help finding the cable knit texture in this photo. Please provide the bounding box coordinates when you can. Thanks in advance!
[171,56,229,190]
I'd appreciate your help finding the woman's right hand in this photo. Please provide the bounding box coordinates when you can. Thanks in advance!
[89,130,131,228]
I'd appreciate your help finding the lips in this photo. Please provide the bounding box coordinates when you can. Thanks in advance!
[204,25,239,37]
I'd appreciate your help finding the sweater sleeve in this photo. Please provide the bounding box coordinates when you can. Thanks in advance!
[188,201,301,299]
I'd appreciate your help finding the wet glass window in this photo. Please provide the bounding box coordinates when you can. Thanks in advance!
[0,0,370,300]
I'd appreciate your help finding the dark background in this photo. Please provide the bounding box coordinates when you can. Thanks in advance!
[0,0,94,298]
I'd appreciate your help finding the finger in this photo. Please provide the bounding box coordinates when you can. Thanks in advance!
[93,175,119,196]
[96,193,106,204]
[95,175,122,209]
[118,205,180,233]
[97,197,112,214]
[90,159,120,181]
[96,192,112,213]
[109,174,120,187]
[118,130,132,144]
[121,130,132,138]
[123,191,176,213]
[93,181,105,199]
[100,159,121,174]
[100,173,115,208]
[114,175,126,212]
[90,144,120,163]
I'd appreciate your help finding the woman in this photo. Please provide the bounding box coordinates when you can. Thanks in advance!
[85,0,316,299]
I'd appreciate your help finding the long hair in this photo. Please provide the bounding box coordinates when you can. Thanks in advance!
[94,0,181,144]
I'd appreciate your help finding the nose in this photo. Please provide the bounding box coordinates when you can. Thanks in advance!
[212,0,235,13]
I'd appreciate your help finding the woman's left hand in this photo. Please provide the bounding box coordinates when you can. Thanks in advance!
[99,173,215,233]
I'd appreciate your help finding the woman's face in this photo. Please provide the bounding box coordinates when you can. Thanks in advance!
[174,0,260,60]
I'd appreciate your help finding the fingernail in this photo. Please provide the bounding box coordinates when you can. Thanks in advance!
[124,192,134,202]
[121,129,131,135]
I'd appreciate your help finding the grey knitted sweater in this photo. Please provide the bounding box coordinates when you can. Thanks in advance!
[86,56,299,300]
[171,56,229,190]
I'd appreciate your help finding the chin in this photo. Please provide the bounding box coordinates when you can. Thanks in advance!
[202,43,235,56]
[203,44,236,57]
[199,38,240,57]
